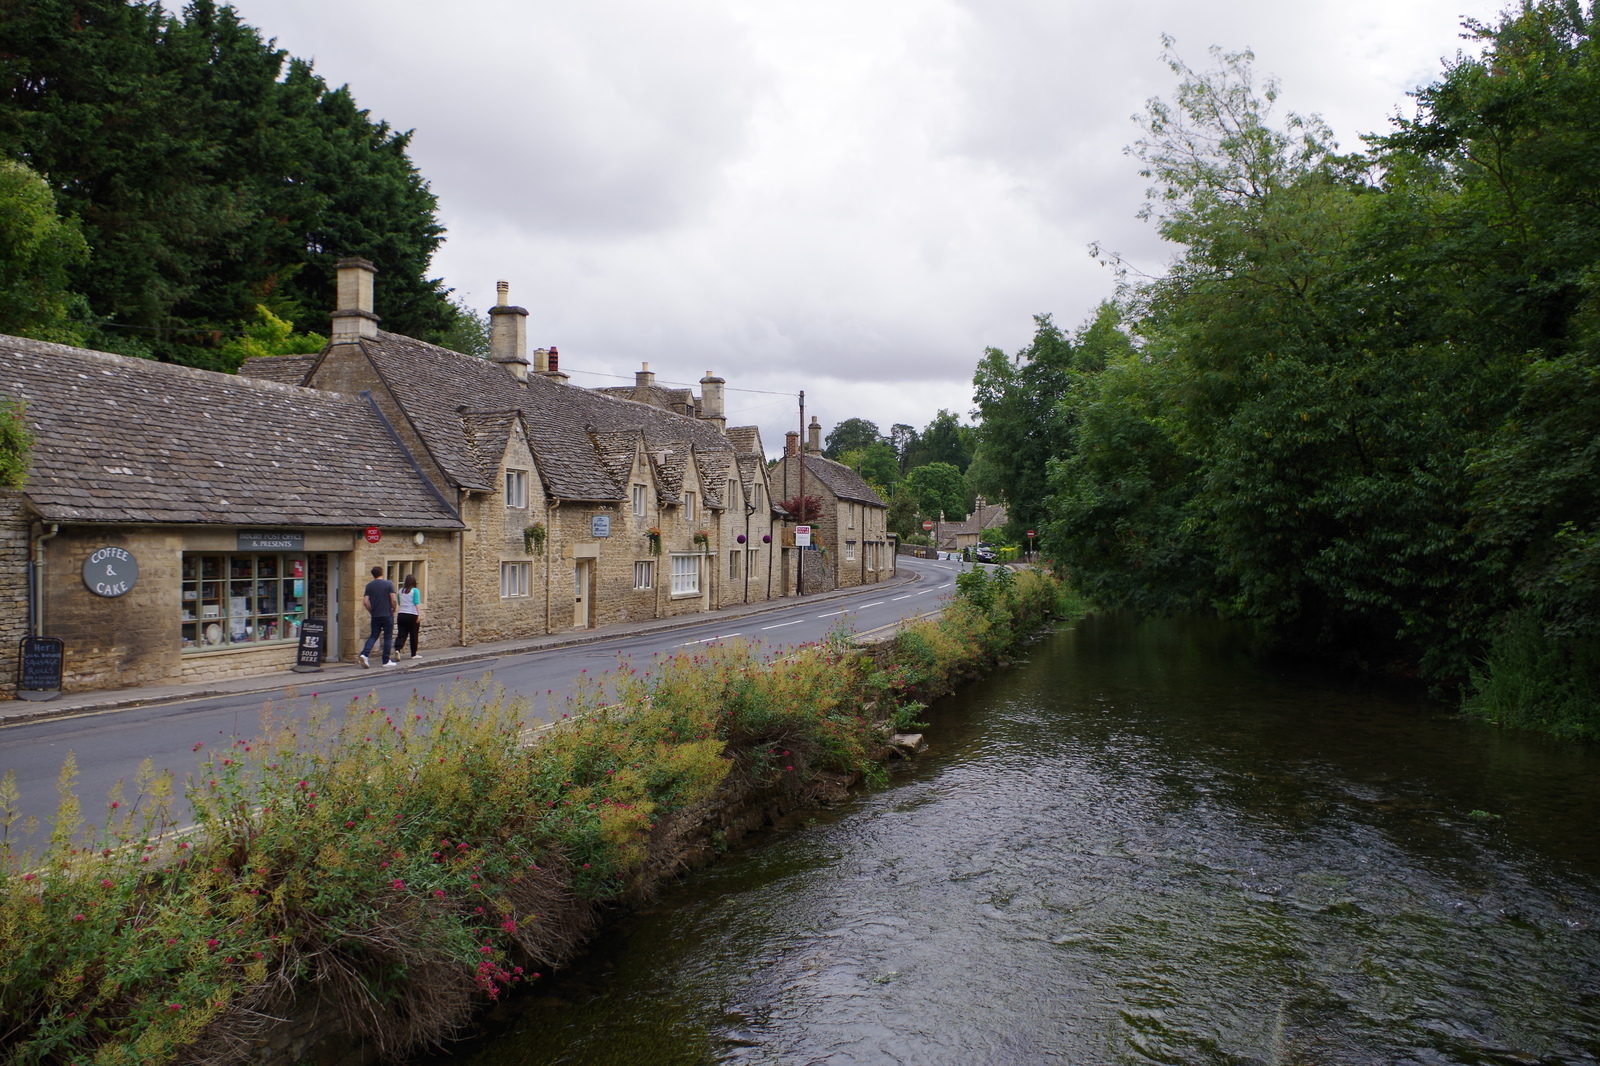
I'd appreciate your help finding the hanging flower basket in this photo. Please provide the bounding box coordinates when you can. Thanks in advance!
[693,530,711,551]
[523,523,546,555]
[645,527,662,556]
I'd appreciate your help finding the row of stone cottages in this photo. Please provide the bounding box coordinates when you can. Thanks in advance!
[0,258,892,696]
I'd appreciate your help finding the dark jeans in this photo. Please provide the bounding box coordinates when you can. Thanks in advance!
[396,614,420,657]
[361,615,394,663]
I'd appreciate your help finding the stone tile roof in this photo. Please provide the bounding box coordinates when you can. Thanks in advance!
[238,353,316,386]
[0,334,463,528]
[695,451,732,510]
[589,430,642,492]
[803,454,886,507]
[459,410,522,487]
[593,383,698,418]
[357,333,738,504]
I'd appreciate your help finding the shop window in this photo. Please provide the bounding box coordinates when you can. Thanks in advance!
[386,560,427,602]
[505,469,528,509]
[182,553,308,649]
[501,562,531,598]
[671,554,699,596]
[633,484,648,517]
[634,560,654,589]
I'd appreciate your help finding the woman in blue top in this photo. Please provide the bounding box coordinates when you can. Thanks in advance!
[395,574,423,659]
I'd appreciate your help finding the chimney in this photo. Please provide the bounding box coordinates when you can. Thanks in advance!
[331,257,380,339]
[543,345,568,382]
[533,348,550,374]
[487,280,529,383]
[807,415,821,454]
[785,430,800,458]
[699,370,726,433]
[636,361,655,388]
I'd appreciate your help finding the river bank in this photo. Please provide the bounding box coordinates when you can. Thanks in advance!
[435,612,1600,1066]
[0,567,1081,1066]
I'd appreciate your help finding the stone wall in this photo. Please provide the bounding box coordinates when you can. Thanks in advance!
[0,490,33,694]
[43,526,184,692]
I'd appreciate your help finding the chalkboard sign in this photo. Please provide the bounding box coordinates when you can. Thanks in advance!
[292,618,327,673]
[17,636,64,700]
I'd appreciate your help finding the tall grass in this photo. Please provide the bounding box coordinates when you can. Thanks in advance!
[0,568,1078,1065]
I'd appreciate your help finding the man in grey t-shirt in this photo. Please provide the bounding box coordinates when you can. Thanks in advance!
[360,565,399,668]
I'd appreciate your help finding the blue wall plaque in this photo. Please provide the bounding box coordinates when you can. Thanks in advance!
[591,514,612,538]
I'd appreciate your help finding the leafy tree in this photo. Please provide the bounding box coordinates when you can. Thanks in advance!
[904,462,969,523]
[0,158,87,344]
[885,489,924,541]
[906,409,974,473]
[214,305,325,369]
[822,417,882,460]
[437,296,490,358]
[889,423,918,472]
[0,0,457,369]
[0,395,32,488]
[837,440,900,498]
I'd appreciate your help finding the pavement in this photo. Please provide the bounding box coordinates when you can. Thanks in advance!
[0,562,936,727]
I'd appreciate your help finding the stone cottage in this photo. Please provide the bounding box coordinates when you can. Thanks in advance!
[772,417,894,590]
[242,260,785,651]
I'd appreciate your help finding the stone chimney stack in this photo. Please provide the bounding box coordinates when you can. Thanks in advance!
[699,370,726,433]
[533,348,550,375]
[331,257,380,339]
[785,430,800,458]
[487,280,530,383]
[807,415,822,454]
[636,362,655,388]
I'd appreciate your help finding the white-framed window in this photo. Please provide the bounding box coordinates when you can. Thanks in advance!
[634,560,654,589]
[505,469,528,509]
[753,485,764,511]
[385,560,427,602]
[181,552,308,649]
[726,478,738,507]
[500,561,531,598]
[671,554,699,596]
[849,503,855,528]
[632,484,648,517]
[684,491,696,524]
[846,541,856,561]
[729,550,740,579]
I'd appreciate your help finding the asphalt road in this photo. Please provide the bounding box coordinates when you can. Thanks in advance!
[0,555,971,843]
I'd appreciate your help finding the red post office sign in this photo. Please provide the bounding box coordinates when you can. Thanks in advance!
[364,526,382,544]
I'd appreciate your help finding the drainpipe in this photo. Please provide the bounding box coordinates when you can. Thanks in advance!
[30,522,59,637]
[743,498,753,604]
[458,490,469,646]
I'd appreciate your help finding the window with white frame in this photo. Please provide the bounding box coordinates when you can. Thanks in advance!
[726,479,738,508]
[684,492,696,524]
[500,561,531,598]
[634,560,654,589]
[505,469,528,509]
[848,503,855,528]
[729,550,740,579]
[753,485,764,511]
[846,541,856,561]
[671,554,699,595]
[385,560,427,602]
[632,484,647,517]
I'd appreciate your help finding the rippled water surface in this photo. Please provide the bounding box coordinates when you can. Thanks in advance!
[444,614,1600,1065]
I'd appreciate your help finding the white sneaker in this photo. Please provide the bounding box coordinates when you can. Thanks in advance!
[358,654,370,668]
[383,660,399,668]
[410,654,421,661]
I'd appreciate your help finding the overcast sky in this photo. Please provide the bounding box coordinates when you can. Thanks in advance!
[229,0,1504,455]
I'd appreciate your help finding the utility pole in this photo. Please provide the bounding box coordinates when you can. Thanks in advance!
[797,390,806,597]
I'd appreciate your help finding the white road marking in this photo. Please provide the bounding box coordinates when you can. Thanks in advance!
[817,610,849,618]
[761,619,804,630]
[917,589,935,595]
[858,601,884,608]
[679,633,740,647]
[891,595,912,601]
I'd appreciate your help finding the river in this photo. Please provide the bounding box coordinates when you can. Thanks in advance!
[435,613,1600,1065]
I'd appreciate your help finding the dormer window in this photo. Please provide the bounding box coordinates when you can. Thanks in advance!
[684,492,696,524]
[505,469,528,509]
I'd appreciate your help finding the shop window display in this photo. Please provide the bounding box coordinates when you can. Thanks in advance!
[181,553,310,649]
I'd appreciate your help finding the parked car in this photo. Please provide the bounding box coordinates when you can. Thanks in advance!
[973,543,997,564]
